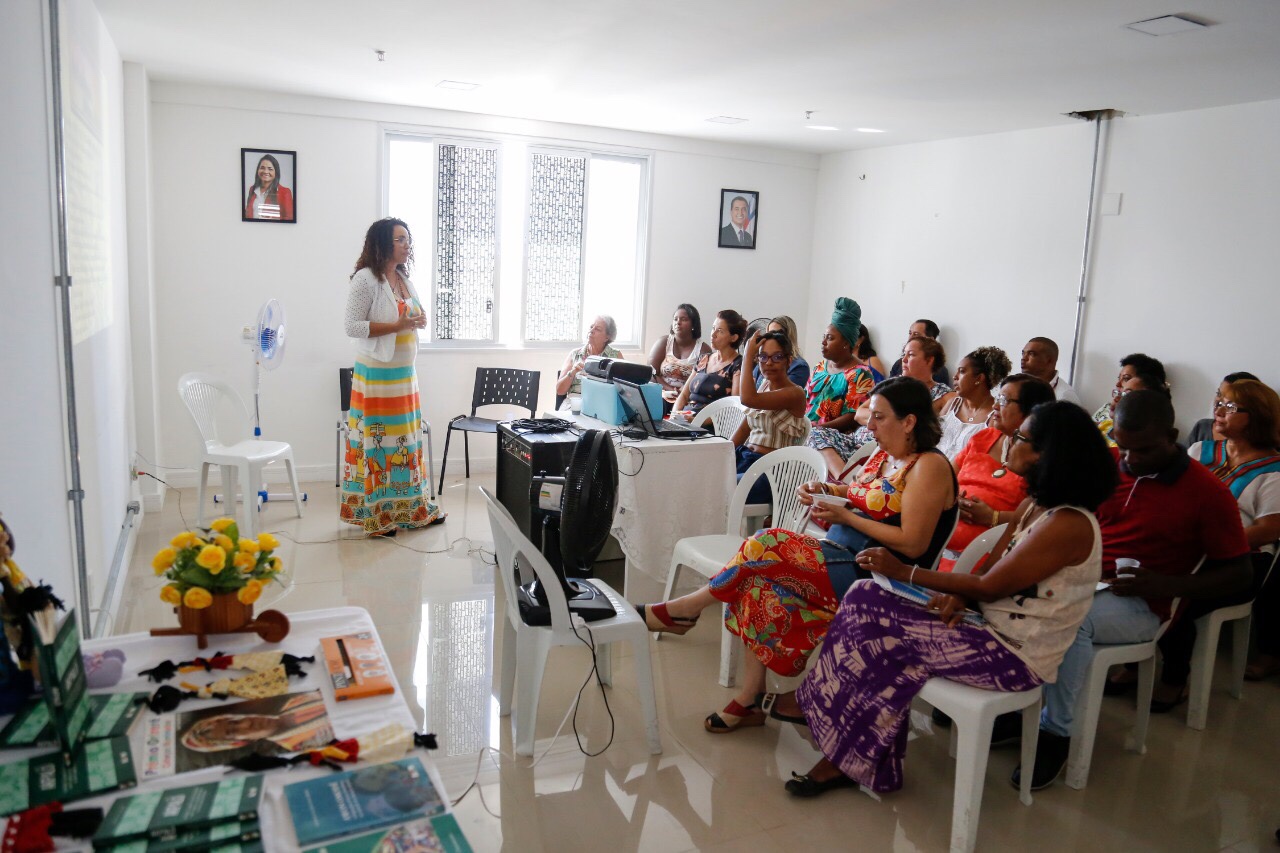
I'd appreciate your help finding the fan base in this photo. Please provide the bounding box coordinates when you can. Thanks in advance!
[516,579,617,627]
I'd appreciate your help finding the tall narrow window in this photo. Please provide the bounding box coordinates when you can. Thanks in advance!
[435,143,499,341]
[524,152,587,343]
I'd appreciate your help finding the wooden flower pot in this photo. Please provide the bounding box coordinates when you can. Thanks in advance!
[151,591,290,649]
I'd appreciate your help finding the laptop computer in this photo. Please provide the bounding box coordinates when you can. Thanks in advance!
[613,380,708,440]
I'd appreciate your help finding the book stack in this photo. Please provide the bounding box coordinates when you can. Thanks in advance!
[0,609,138,817]
[285,756,470,850]
[91,774,265,852]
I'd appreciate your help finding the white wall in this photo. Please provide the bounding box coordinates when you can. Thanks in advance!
[144,85,819,481]
[60,0,136,628]
[1081,99,1280,427]
[0,0,77,600]
[809,101,1280,433]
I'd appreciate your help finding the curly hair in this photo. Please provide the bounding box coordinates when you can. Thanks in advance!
[873,376,942,452]
[1023,401,1118,511]
[352,218,412,281]
[965,346,1011,389]
[1120,353,1169,397]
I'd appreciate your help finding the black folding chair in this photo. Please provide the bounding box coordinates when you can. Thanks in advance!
[336,367,353,487]
[440,368,541,482]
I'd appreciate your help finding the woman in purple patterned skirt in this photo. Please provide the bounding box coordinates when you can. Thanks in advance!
[769,401,1117,797]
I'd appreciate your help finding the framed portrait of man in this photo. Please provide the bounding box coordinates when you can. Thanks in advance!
[242,148,297,223]
[717,189,758,249]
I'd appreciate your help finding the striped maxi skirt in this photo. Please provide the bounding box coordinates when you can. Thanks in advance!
[340,328,441,533]
[796,580,1040,793]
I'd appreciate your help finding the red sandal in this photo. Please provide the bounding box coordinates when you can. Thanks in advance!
[635,602,698,635]
[705,699,767,733]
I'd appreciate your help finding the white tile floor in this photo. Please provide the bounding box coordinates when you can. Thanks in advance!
[117,474,1280,852]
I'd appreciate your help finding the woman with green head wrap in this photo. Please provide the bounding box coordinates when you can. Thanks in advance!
[804,298,877,478]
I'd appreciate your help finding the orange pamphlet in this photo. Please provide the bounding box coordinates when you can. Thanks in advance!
[320,633,394,701]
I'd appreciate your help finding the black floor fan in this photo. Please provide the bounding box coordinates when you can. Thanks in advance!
[516,429,619,626]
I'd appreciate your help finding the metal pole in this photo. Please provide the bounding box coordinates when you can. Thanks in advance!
[1066,110,1113,384]
[47,0,92,636]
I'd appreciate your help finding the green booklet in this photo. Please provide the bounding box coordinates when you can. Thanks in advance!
[0,692,148,749]
[304,814,471,853]
[97,820,262,853]
[92,774,264,849]
[27,609,91,763]
[285,757,445,847]
[0,735,137,817]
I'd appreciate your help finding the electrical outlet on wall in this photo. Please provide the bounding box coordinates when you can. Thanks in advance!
[129,464,139,481]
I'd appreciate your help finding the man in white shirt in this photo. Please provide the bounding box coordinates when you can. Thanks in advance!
[1020,337,1081,406]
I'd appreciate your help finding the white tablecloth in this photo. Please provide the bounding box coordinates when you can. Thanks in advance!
[2,607,454,852]
[545,412,737,587]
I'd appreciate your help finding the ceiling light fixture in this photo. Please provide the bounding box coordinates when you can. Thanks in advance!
[436,80,480,91]
[804,110,838,131]
[706,116,748,124]
[374,49,386,62]
[856,128,886,133]
[1125,14,1209,36]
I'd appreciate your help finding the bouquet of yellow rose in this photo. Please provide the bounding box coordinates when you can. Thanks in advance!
[152,518,284,610]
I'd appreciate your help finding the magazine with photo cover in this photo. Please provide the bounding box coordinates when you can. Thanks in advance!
[285,757,445,847]
[173,690,333,773]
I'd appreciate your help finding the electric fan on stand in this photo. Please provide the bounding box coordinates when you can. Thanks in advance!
[517,430,619,626]
[213,299,308,509]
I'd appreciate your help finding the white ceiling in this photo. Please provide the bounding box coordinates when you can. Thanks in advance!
[94,0,1280,153]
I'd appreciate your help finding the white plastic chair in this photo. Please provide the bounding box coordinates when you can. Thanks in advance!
[481,487,661,757]
[178,373,302,538]
[1185,549,1277,730]
[659,446,826,687]
[951,524,1009,574]
[1064,578,1195,789]
[918,679,1043,853]
[689,395,745,438]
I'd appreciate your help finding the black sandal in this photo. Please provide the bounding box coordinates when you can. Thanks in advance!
[760,692,808,726]
[784,770,857,798]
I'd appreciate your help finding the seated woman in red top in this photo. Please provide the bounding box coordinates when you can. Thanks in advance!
[938,374,1055,571]
[634,377,957,732]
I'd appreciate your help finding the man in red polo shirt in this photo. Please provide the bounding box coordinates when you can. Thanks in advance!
[1015,390,1250,789]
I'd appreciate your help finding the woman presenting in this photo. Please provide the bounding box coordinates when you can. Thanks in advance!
[341,218,442,536]
[244,154,294,221]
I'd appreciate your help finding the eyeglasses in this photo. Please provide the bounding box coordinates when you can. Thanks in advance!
[995,395,1020,407]
[1214,400,1247,415]
[755,353,788,364]
[1011,429,1031,445]
[393,236,413,246]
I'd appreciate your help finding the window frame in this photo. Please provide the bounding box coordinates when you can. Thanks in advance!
[381,125,652,351]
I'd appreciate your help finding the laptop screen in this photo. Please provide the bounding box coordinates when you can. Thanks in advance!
[612,380,653,430]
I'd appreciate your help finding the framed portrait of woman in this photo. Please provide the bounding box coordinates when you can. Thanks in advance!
[717,189,758,249]
[241,148,297,223]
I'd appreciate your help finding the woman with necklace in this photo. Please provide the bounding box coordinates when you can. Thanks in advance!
[634,377,957,733]
[1152,379,1280,696]
[341,218,442,536]
[648,304,711,413]
[936,374,1056,571]
[772,401,1115,799]
[555,315,622,402]
[670,309,746,418]
[935,347,1011,460]
[805,298,877,478]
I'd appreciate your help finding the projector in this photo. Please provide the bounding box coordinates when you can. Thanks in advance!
[582,356,653,386]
